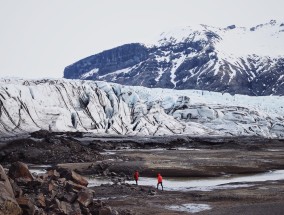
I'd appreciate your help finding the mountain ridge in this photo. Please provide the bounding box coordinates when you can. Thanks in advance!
[64,20,284,96]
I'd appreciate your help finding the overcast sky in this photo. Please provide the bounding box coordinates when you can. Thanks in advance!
[0,0,283,79]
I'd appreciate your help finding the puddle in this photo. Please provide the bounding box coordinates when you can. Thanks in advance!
[100,151,116,155]
[93,195,129,201]
[87,177,113,187]
[104,148,201,153]
[166,203,211,213]
[267,149,282,152]
[29,165,52,175]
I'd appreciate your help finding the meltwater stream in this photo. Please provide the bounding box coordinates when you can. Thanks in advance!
[124,170,284,191]
[29,166,284,192]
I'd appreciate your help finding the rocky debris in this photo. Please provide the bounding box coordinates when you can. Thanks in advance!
[16,196,35,215]
[30,130,85,139]
[0,165,22,215]
[0,162,119,215]
[30,130,51,139]
[8,161,34,183]
[0,135,101,164]
[56,168,89,187]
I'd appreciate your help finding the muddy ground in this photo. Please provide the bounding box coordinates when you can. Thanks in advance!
[1,131,284,214]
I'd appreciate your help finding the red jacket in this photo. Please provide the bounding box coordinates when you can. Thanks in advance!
[157,174,163,183]
[134,171,139,180]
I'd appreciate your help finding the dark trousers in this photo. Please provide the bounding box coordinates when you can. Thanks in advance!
[135,179,138,185]
[157,182,163,190]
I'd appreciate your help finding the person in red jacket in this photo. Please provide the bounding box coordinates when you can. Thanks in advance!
[157,173,163,191]
[133,170,139,185]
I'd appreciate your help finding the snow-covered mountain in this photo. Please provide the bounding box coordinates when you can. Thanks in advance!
[1,78,283,137]
[64,20,284,96]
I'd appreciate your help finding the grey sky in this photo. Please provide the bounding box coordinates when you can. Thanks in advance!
[0,0,283,79]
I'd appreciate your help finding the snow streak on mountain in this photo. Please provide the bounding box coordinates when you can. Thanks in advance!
[0,79,283,137]
[64,20,284,96]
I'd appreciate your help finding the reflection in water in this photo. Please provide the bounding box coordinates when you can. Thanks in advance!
[166,203,211,213]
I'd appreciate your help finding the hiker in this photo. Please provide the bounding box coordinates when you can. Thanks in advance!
[133,170,139,185]
[157,173,163,191]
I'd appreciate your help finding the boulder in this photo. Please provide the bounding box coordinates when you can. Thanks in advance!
[57,168,88,187]
[70,170,88,187]
[77,188,94,207]
[8,178,23,198]
[0,166,15,197]
[16,196,35,215]
[47,169,60,179]
[63,192,77,203]
[0,165,22,215]
[65,180,86,192]
[36,193,46,207]
[55,199,73,215]
[99,206,113,215]
[8,161,33,182]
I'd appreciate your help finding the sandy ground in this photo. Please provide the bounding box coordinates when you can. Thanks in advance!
[57,135,284,214]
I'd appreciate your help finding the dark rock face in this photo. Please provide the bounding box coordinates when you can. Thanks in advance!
[64,43,149,80]
[64,24,284,96]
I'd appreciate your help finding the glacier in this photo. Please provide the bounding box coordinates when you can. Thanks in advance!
[0,78,284,137]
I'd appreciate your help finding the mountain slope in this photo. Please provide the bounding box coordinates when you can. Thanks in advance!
[64,20,284,96]
[0,78,284,137]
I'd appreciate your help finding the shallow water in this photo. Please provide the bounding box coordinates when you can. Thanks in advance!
[87,177,113,187]
[166,203,211,213]
[125,170,284,191]
[100,148,201,155]
[29,167,284,192]
[29,165,52,175]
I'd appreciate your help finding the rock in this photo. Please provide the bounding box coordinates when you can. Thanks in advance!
[69,171,88,187]
[36,193,46,207]
[55,199,73,215]
[110,172,117,176]
[0,166,15,198]
[63,192,77,203]
[30,129,51,139]
[99,206,113,215]
[2,163,113,215]
[58,177,66,184]
[8,161,33,182]
[47,169,60,179]
[48,180,58,192]
[16,196,35,215]
[69,201,82,215]
[51,190,58,200]
[148,189,156,196]
[57,168,88,187]
[65,180,86,192]
[77,188,94,207]
[8,178,23,198]
[0,165,22,215]
[0,197,22,215]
